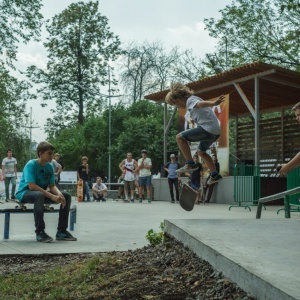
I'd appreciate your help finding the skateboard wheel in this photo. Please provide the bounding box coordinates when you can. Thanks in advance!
[21,206,27,211]
[50,207,54,211]
[15,205,19,209]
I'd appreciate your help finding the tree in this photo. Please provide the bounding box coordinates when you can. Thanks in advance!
[119,41,183,103]
[172,49,210,82]
[27,1,122,137]
[0,0,43,66]
[50,100,178,180]
[204,0,300,70]
[0,63,35,168]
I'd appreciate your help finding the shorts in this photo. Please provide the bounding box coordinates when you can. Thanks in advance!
[123,179,135,191]
[139,175,152,187]
[180,126,220,152]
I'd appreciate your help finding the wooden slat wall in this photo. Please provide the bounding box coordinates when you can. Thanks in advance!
[236,114,300,176]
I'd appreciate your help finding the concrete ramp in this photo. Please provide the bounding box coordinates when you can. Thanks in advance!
[165,219,300,300]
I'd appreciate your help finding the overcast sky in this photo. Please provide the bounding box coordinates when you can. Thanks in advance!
[16,0,232,142]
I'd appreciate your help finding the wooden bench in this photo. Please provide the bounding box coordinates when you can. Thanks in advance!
[0,205,77,239]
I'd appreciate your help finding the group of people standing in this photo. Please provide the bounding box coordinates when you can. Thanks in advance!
[76,149,153,204]
[118,149,152,203]
[164,152,220,204]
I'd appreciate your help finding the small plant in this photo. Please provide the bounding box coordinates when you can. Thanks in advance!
[146,222,165,246]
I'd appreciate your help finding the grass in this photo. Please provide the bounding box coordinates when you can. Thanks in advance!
[0,254,126,300]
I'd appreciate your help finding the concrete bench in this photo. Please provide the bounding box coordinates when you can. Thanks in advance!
[0,205,77,239]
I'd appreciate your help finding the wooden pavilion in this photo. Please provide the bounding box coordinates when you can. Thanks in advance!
[145,61,300,176]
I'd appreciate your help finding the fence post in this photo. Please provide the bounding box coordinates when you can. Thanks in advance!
[4,212,10,239]
[284,195,291,218]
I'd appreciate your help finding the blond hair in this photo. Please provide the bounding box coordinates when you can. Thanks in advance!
[165,82,194,105]
[292,102,300,111]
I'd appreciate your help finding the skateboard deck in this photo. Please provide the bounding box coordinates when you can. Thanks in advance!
[179,183,197,211]
[6,199,28,210]
[77,179,84,202]
[6,199,55,211]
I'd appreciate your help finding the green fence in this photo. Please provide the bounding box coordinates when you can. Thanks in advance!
[229,164,263,211]
[277,166,300,215]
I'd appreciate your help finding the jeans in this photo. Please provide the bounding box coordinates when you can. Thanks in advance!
[4,177,16,199]
[168,178,179,201]
[22,191,71,234]
[83,181,91,201]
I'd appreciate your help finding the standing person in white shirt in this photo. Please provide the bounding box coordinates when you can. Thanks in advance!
[1,148,18,201]
[137,149,152,203]
[119,152,138,203]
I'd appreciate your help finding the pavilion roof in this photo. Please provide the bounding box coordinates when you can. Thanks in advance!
[144,61,300,116]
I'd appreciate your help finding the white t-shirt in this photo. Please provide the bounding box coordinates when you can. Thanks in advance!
[52,159,61,181]
[187,95,220,135]
[138,157,152,177]
[1,157,17,177]
[93,182,107,191]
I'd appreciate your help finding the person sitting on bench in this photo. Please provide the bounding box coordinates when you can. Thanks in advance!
[16,141,77,243]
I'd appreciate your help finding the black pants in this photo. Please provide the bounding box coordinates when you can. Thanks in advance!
[168,178,179,201]
[22,191,71,234]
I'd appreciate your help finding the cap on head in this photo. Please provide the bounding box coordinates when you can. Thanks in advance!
[170,154,175,158]
[141,149,147,153]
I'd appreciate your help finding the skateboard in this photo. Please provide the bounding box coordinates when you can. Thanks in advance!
[6,199,55,211]
[76,179,84,202]
[179,183,198,211]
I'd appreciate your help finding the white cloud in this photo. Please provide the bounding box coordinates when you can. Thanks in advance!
[16,52,47,70]
[167,22,206,36]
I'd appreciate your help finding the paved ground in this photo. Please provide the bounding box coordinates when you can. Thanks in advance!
[0,199,298,254]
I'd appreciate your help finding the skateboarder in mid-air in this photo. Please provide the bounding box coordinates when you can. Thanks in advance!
[165,82,225,185]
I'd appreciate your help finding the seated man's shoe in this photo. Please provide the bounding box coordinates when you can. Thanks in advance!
[36,231,53,243]
[56,230,77,241]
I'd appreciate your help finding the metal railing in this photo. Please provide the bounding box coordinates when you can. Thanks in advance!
[256,186,300,219]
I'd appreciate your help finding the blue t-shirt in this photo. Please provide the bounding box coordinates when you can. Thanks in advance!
[164,162,180,179]
[16,159,55,201]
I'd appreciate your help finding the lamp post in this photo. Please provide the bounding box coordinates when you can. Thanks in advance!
[104,65,122,183]
[74,64,122,183]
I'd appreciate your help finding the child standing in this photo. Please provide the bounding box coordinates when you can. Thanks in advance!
[165,82,225,185]
[77,156,91,202]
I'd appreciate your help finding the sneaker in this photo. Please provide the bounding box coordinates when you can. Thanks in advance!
[176,163,198,173]
[171,200,175,203]
[147,198,151,203]
[139,198,143,203]
[101,198,106,202]
[36,231,53,243]
[130,198,134,203]
[123,199,129,203]
[207,174,223,185]
[56,230,77,241]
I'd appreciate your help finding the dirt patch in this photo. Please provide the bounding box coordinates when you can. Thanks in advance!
[0,236,254,299]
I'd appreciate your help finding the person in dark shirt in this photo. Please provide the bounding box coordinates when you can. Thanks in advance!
[204,154,220,203]
[185,154,203,203]
[77,156,91,202]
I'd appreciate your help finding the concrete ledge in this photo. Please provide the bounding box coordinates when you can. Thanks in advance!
[165,219,300,300]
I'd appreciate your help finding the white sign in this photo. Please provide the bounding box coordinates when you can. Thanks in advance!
[60,171,77,183]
